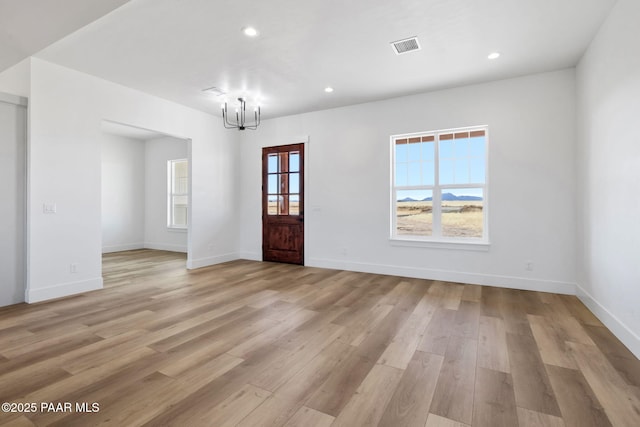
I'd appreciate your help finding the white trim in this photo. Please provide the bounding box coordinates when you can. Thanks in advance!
[576,284,640,359]
[238,251,262,261]
[102,243,145,253]
[302,135,309,266]
[143,242,187,253]
[186,252,239,269]
[186,139,193,263]
[166,226,188,232]
[307,257,575,295]
[0,92,27,107]
[390,238,490,251]
[101,118,191,141]
[26,277,103,303]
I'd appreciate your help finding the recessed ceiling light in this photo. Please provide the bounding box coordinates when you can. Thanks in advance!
[324,87,334,93]
[243,27,258,37]
[488,52,500,60]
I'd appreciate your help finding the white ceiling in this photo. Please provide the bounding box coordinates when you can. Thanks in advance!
[19,0,618,119]
[0,0,130,72]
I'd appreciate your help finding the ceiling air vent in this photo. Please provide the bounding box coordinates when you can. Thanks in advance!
[202,86,227,96]
[390,36,421,55]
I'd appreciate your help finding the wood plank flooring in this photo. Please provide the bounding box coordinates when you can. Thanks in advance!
[1,249,639,426]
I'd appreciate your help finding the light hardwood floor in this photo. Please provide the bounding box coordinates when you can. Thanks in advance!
[1,249,639,426]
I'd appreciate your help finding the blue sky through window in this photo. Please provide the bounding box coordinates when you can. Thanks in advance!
[395,135,485,196]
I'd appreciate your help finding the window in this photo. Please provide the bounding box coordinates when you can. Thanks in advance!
[266,150,301,216]
[391,126,488,242]
[168,159,188,229]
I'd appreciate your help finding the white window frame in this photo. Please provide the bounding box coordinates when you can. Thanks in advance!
[167,158,188,230]
[390,125,489,247]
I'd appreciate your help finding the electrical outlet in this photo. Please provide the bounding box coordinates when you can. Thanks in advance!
[43,203,57,214]
[70,263,77,274]
[525,261,533,271]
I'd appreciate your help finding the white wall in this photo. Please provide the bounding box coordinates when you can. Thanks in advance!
[0,58,30,98]
[239,69,577,294]
[576,0,640,357]
[101,134,145,253]
[0,94,27,306]
[144,136,188,252]
[25,58,239,303]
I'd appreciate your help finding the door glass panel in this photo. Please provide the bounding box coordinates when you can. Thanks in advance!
[268,196,278,215]
[290,152,300,172]
[268,154,278,173]
[290,173,300,193]
[264,147,303,217]
[290,194,300,215]
[268,174,278,194]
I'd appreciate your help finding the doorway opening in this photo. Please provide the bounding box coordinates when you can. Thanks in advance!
[100,120,191,278]
[0,93,27,307]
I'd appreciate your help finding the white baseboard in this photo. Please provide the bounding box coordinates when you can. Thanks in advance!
[0,292,25,308]
[238,251,261,261]
[102,243,144,253]
[187,252,240,269]
[576,284,640,359]
[307,257,576,295]
[26,277,103,303]
[143,242,187,253]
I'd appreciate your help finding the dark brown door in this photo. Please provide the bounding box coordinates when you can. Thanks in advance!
[262,143,304,265]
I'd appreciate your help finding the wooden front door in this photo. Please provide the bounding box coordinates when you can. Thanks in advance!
[262,143,304,265]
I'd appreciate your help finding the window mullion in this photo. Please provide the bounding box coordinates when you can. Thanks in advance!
[433,133,441,238]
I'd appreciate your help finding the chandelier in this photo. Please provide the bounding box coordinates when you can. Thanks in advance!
[221,97,261,130]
